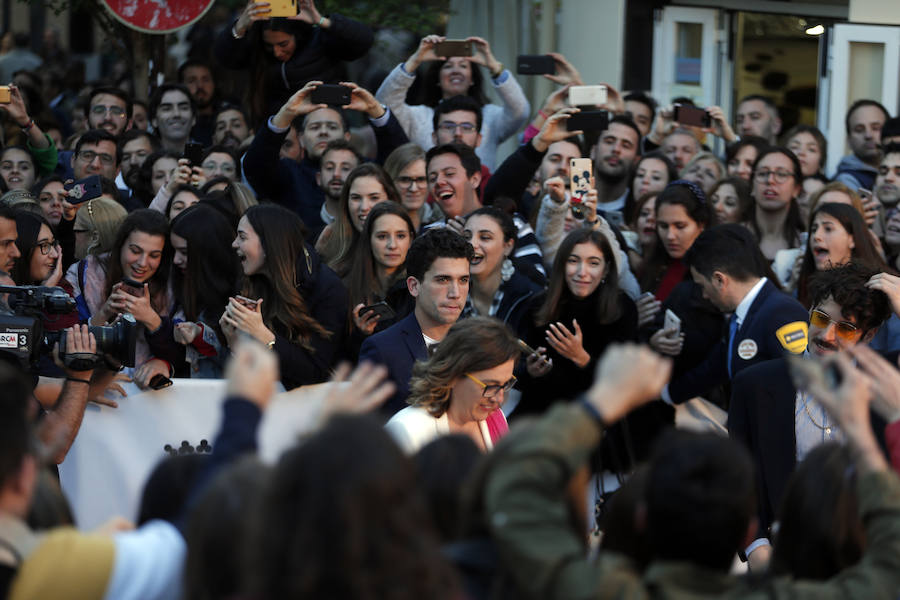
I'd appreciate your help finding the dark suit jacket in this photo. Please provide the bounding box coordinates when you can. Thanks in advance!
[359,311,427,418]
[669,279,809,405]
[729,358,887,541]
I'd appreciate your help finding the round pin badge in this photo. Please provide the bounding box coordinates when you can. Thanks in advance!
[737,339,758,360]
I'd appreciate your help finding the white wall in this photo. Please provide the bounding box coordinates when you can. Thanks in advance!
[558,0,626,89]
[850,0,900,25]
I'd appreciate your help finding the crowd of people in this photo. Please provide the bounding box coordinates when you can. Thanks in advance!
[3,0,900,597]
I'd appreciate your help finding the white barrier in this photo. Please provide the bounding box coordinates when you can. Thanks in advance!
[58,379,332,530]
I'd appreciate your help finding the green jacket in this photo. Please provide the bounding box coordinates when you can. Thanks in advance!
[27,134,58,177]
[485,403,900,600]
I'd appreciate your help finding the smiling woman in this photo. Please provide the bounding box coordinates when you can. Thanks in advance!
[386,316,521,454]
[0,146,37,192]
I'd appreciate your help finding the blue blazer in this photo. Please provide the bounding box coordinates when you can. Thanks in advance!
[669,279,809,404]
[359,311,428,418]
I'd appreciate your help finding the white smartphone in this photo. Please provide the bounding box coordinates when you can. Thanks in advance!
[568,85,608,107]
[664,309,682,335]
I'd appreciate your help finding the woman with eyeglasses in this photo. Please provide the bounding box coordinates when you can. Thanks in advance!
[376,34,529,171]
[383,143,444,231]
[199,145,240,182]
[386,316,520,454]
[749,147,806,260]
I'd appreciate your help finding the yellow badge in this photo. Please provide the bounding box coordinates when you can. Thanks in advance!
[776,321,808,354]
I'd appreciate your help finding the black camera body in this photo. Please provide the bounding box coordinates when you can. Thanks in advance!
[0,285,138,371]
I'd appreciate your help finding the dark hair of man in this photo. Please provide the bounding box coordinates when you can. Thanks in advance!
[845,99,890,134]
[638,182,713,292]
[771,442,864,580]
[432,95,484,133]
[646,429,756,571]
[212,104,251,130]
[201,145,242,179]
[170,205,240,323]
[684,223,768,283]
[0,204,18,222]
[87,86,133,120]
[882,118,900,142]
[406,228,474,282]
[749,147,805,247]
[624,151,678,224]
[781,124,828,171]
[177,58,214,83]
[321,139,362,166]
[99,176,121,204]
[117,129,161,160]
[605,115,642,148]
[149,82,196,121]
[422,60,489,108]
[300,106,347,133]
[536,227,622,326]
[797,203,887,307]
[882,142,900,161]
[0,362,34,491]
[725,135,770,166]
[623,91,657,123]
[74,129,120,165]
[807,261,891,333]
[425,142,481,178]
[413,434,481,541]
[739,94,778,116]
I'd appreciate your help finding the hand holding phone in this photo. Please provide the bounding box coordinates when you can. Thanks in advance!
[664,309,682,336]
[434,39,473,57]
[234,295,261,311]
[516,55,556,75]
[672,104,711,128]
[360,301,396,321]
[0,86,10,104]
[148,373,173,390]
[119,278,145,297]
[309,84,352,106]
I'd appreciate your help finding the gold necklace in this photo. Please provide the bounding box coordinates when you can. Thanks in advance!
[802,395,832,435]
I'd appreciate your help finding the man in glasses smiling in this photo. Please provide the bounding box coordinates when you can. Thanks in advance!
[86,87,132,137]
[729,261,892,572]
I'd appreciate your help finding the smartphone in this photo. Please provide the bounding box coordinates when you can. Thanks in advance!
[64,175,103,204]
[120,278,144,297]
[0,86,10,104]
[569,158,593,204]
[267,0,298,17]
[434,40,473,57]
[234,295,260,311]
[183,142,204,166]
[517,339,550,365]
[516,54,555,75]
[148,373,173,390]
[673,104,711,128]
[664,309,682,335]
[310,84,351,106]
[360,301,396,321]
[569,85,608,107]
[566,109,609,132]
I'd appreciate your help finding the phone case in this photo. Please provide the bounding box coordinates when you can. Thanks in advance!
[267,0,298,17]
[434,40,473,57]
[65,176,103,204]
[566,110,610,132]
[664,309,681,334]
[0,87,10,103]
[673,104,711,128]
[569,85,608,107]
[516,55,555,75]
[569,158,593,203]
[310,84,351,106]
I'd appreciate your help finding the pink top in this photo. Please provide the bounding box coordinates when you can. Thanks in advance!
[485,409,510,445]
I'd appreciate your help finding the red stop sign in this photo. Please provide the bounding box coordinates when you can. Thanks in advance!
[102,0,216,34]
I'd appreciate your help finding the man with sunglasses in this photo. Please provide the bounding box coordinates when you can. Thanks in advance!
[729,261,892,572]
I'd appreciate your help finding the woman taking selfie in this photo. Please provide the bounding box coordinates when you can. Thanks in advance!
[147,205,241,378]
[386,317,520,454]
[65,209,176,387]
[515,227,637,417]
[222,203,348,389]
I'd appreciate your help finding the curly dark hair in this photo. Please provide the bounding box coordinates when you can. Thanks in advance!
[247,414,460,599]
[807,261,891,333]
[406,228,474,281]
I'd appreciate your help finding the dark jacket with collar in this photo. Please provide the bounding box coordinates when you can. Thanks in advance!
[729,357,888,542]
[359,311,427,418]
[668,279,809,406]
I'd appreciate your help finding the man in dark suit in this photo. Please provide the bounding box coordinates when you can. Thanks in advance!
[729,261,893,571]
[359,229,474,417]
[662,224,810,405]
